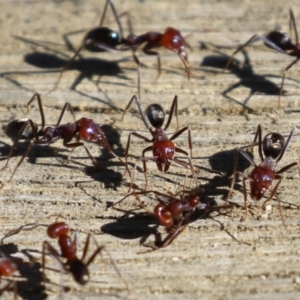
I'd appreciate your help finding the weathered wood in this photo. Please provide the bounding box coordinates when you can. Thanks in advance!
[1,0,300,299]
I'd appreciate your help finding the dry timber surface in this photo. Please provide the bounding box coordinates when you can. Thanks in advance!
[1,0,300,299]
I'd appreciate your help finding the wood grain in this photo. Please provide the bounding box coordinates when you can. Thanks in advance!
[1,0,300,299]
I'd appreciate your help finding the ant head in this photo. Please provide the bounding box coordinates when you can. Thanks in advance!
[5,119,37,141]
[69,259,89,285]
[262,132,285,159]
[84,27,121,52]
[146,104,165,128]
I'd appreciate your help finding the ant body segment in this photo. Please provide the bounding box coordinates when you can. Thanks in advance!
[222,8,300,108]
[233,124,298,220]
[121,94,195,191]
[1,93,129,182]
[0,257,17,298]
[51,0,191,93]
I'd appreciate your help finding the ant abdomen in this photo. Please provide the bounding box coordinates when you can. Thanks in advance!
[5,119,37,141]
[83,27,121,51]
[265,31,294,51]
[146,104,165,128]
[263,132,285,159]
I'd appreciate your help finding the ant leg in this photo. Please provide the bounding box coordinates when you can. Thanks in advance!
[63,141,103,168]
[45,43,86,95]
[99,0,125,42]
[278,58,299,108]
[26,93,46,130]
[1,223,42,245]
[225,147,239,202]
[261,176,286,226]
[164,95,179,132]
[143,48,161,81]
[241,177,249,221]
[42,241,67,281]
[55,102,76,127]
[82,234,104,266]
[124,132,152,176]
[289,8,299,46]
[275,127,296,163]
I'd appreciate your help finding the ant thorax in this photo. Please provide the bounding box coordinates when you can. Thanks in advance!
[259,157,275,171]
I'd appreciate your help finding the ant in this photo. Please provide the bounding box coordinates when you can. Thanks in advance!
[0,256,17,298]
[50,0,191,93]
[1,221,129,293]
[42,222,104,285]
[221,8,300,108]
[1,92,130,182]
[109,188,232,252]
[232,124,298,221]
[120,94,196,191]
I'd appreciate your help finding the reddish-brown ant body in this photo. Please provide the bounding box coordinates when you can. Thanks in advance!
[222,8,300,108]
[0,257,17,297]
[109,188,231,251]
[121,94,195,191]
[43,222,104,285]
[233,124,298,220]
[2,93,129,182]
[51,0,191,92]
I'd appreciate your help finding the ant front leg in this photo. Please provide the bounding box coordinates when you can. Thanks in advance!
[143,47,161,80]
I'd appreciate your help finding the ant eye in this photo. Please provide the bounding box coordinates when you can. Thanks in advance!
[263,132,285,159]
[146,104,165,128]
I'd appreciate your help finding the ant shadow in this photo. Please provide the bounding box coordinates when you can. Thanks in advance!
[0,35,134,109]
[193,148,253,201]
[198,42,300,113]
[0,243,47,300]
[79,124,125,189]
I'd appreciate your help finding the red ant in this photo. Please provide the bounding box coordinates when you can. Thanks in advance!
[120,94,196,191]
[0,256,17,298]
[232,124,298,221]
[222,8,300,108]
[109,188,232,252]
[42,222,104,285]
[1,222,129,293]
[50,0,191,93]
[1,92,130,182]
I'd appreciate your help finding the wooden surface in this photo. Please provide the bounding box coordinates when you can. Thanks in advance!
[1,0,300,299]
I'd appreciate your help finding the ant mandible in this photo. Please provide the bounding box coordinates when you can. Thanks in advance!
[120,94,196,191]
[50,0,191,93]
[109,188,232,252]
[221,8,300,108]
[0,256,17,298]
[1,92,130,182]
[233,124,298,221]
